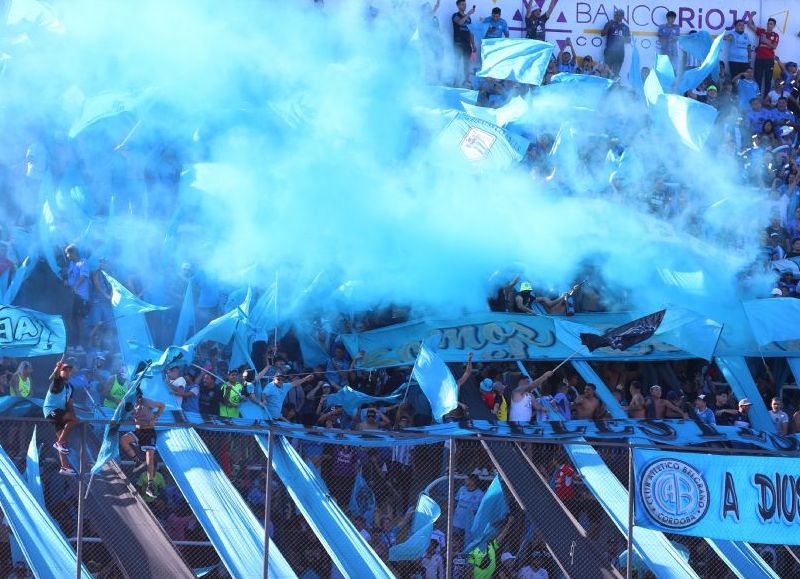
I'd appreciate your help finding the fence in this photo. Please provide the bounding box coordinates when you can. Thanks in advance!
[0,416,796,578]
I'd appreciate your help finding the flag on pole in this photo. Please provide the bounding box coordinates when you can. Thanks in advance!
[579,310,666,352]
[411,336,459,422]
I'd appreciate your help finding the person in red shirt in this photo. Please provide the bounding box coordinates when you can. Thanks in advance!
[747,13,780,95]
[553,462,579,502]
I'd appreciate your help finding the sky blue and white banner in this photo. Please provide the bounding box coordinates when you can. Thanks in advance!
[0,305,65,357]
[435,111,528,172]
[340,311,734,368]
[742,298,800,347]
[635,448,800,544]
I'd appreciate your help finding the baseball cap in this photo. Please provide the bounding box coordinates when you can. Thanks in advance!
[771,288,783,296]
[707,85,717,92]
[480,378,494,392]
[738,398,752,406]
[519,281,533,292]
[500,552,516,563]
[696,394,708,401]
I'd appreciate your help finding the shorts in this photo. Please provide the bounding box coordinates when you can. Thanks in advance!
[131,428,157,451]
[455,42,472,56]
[47,409,67,432]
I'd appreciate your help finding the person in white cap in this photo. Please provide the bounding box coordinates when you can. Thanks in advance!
[693,394,716,426]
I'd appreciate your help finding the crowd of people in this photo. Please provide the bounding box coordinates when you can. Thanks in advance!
[1,1,800,577]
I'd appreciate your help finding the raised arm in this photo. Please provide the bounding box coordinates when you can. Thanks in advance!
[544,0,556,19]
[457,352,474,387]
[745,12,758,33]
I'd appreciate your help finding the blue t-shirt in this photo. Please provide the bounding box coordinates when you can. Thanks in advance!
[263,381,289,419]
[605,21,630,54]
[43,384,72,416]
[68,260,90,300]
[657,23,680,56]
[556,56,577,74]
[737,78,760,111]
[727,30,750,63]
[746,109,772,134]
[483,17,508,39]
[695,407,716,426]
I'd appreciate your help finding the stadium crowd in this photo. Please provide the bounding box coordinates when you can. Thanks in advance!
[0,1,799,577]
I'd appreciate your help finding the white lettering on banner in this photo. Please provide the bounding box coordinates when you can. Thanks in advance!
[434,1,799,72]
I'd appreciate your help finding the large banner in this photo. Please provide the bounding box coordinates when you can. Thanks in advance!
[433,1,799,71]
[634,448,800,544]
[0,305,65,357]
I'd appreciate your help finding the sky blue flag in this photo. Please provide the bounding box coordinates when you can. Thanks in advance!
[629,43,643,97]
[91,363,149,478]
[4,256,35,304]
[675,32,725,95]
[389,494,441,561]
[653,54,676,94]
[24,426,45,508]
[68,87,157,139]
[477,38,554,86]
[742,298,800,346]
[348,470,377,527]
[106,273,165,375]
[173,281,195,347]
[436,111,529,173]
[430,86,478,110]
[0,304,66,357]
[653,93,718,152]
[464,475,509,554]
[0,271,8,301]
[461,95,528,128]
[293,321,330,368]
[187,288,251,347]
[325,384,406,417]
[37,173,61,278]
[678,31,713,64]
[411,336,459,422]
[644,64,664,106]
[0,446,91,578]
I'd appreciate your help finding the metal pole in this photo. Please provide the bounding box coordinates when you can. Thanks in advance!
[626,442,634,579]
[263,429,275,579]
[75,423,87,579]
[445,437,456,579]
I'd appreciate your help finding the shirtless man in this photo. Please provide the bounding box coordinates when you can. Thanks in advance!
[627,381,646,419]
[649,385,687,419]
[573,383,605,419]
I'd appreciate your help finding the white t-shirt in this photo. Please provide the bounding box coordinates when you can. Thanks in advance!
[169,376,187,408]
[510,392,533,422]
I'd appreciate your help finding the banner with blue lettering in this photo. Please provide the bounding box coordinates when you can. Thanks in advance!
[0,305,65,357]
[340,311,736,368]
[634,448,800,544]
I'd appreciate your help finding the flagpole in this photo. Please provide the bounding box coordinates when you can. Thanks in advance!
[551,346,588,373]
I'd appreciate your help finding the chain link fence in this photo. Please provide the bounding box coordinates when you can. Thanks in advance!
[0,417,796,578]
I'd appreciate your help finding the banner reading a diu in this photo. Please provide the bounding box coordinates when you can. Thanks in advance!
[634,448,800,544]
[0,305,65,357]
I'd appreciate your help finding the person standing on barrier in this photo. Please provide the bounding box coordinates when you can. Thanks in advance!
[120,389,164,499]
[44,361,80,475]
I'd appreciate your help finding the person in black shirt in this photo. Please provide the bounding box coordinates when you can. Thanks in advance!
[452,0,476,87]
[525,0,556,41]
[601,9,631,76]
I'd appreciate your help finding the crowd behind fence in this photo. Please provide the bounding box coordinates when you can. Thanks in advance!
[0,417,796,578]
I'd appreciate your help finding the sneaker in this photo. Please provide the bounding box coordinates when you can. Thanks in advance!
[59,466,78,476]
[53,442,70,455]
[145,481,157,499]
[131,455,146,473]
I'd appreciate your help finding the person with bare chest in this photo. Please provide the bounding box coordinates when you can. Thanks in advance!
[574,383,605,419]
[648,385,687,419]
[627,381,646,419]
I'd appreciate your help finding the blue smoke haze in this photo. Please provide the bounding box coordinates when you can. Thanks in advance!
[1,0,773,328]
